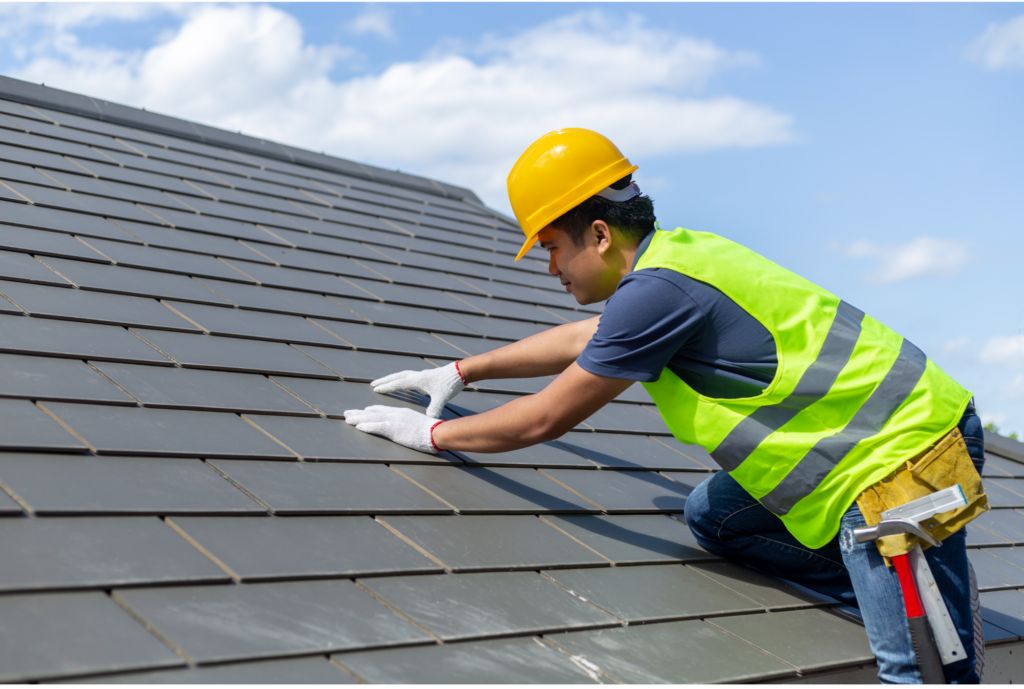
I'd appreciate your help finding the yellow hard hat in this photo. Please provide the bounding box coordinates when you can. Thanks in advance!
[507,128,638,261]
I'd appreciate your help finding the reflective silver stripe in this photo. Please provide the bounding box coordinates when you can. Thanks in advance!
[711,301,865,472]
[759,337,929,516]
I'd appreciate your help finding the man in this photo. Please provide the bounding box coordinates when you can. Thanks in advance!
[345,128,986,683]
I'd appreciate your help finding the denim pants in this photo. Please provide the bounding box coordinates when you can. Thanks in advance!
[684,406,985,684]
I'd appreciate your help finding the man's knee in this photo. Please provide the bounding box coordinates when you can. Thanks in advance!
[683,475,716,540]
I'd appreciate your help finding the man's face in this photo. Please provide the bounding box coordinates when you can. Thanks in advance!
[537,223,620,305]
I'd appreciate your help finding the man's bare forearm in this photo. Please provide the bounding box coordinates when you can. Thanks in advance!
[458,315,600,384]
[433,362,632,452]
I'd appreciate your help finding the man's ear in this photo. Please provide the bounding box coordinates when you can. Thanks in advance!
[591,220,613,256]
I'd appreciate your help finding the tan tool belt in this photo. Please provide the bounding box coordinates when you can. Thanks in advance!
[856,428,989,562]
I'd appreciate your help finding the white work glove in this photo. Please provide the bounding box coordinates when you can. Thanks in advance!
[371,361,466,419]
[344,405,444,454]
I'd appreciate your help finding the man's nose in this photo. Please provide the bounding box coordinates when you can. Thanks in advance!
[548,256,558,276]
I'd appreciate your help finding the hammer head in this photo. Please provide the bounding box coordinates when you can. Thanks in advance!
[852,484,968,546]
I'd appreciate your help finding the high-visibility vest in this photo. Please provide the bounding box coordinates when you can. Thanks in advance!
[636,228,972,548]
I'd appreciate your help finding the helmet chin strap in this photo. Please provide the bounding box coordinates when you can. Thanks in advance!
[595,180,641,203]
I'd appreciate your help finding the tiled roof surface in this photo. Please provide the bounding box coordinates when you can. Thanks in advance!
[1,77,1023,683]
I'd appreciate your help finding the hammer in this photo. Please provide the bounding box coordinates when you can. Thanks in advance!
[853,484,970,684]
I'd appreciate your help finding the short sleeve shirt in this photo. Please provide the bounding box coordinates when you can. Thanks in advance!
[577,231,779,399]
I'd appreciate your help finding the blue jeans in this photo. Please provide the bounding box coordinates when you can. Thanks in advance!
[684,405,984,684]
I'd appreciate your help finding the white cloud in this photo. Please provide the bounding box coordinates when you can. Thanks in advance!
[943,336,970,355]
[999,374,1024,401]
[7,5,795,211]
[350,7,394,41]
[980,334,1024,368]
[843,236,970,284]
[967,14,1024,70]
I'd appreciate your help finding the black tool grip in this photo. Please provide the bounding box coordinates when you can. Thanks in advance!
[908,615,946,684]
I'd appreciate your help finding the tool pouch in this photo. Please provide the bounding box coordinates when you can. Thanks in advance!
[856,428,989,562]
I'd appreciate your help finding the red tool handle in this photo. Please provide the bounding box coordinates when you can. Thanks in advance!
[893,553,925,618]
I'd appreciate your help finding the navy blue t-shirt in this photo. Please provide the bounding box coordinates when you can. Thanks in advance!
[577,232,779,399]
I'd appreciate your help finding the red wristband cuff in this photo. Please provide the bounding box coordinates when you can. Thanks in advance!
[429,420,445,453]
[454,360,468,386]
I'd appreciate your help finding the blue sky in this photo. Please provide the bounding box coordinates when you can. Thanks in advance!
[1,3,1022,433]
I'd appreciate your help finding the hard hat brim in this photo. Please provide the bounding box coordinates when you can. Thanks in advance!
[514,233,539,262]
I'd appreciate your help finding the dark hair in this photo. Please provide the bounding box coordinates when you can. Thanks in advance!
[549,175,656,247]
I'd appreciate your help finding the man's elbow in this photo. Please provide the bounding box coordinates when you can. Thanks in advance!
[526,416,576,444]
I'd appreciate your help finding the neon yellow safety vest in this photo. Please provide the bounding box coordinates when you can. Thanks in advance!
[636,228,972,549]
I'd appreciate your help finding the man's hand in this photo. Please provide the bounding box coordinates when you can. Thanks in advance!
[371,361,465,418]
[343,405,443,454]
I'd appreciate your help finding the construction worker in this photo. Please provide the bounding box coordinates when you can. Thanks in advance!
[345,129,986,683]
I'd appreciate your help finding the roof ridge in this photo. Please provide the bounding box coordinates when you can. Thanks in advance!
[0,75,489,209]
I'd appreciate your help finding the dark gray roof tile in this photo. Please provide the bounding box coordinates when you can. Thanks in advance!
[0,159,66,188]
[207,459,453,513]
[167,515,443,581]
[688,560,838,611]
[455,441,596,469]
[357,261,479,294]
[0,398,88,451]
[540,468,690,513]
[135,204,275,243]
[130,329,338,377]
[971,509,1024,545]
[969,549,1024,590]
[985,431,1024,463]
[333,298,480,336]
[430,332,504,357]
[92,362,317,415]
[290,345,433,382]
[6,181,165,224]
[0,280,201,330]
[0,516,228,592]
[111,221,284,262]
[708,608,874,674]
[580,402,671,435]
[0,140,90,174]
[74,655,357,684]
[114,579,431,664]
[39,257,237,304]
[334,635,599,684]
[0,223,112,261]
[163,300,351,347]
[79,237,256,282]
[40,402,294,458]
[0,249,73,286]
[469,374,553,395]
[0,485,22,515]
[545,619,795,683]
[651,435,723,470]
[0,591,183,682]
[541,514,717,564]
[441,310,551,341]
[0,315,172,364]
[195,278,367,322]
[555,432,708,471]
[0,453,264,515]
[0,197,142,241]
[984,480,1024,508]
[0,353,134,404]
[448,291,565,325]
[268,376,438,419]
[219,259,378,295]
[378,514,607,572]
[544,564,764,623]
[360,570,617,640]
[393,465,601,514]
[241,414,458,463]
[980,590,1024,637]
[310,319,467,358]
